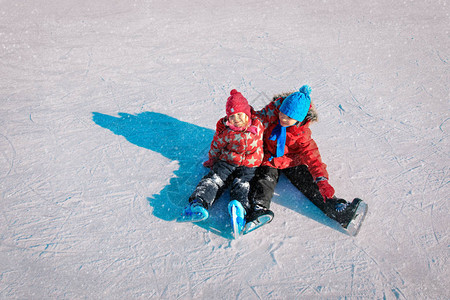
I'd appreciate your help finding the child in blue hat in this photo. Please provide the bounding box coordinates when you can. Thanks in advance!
[244,85,367,236]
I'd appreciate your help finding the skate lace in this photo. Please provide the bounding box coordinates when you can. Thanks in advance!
[335,202,349,213]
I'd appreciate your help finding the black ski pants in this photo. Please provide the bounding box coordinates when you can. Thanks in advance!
[249,165,327,214]
[189,160,255,211]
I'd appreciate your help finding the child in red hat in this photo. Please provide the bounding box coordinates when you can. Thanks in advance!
[177,89,264,238]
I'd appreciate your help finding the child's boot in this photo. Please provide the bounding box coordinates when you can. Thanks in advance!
[242,205,274,235]
[228,200,246,239]
[177,199,209,222]
[324,197,368,236]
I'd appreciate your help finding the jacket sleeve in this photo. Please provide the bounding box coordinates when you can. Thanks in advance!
[254,99,282,128]
[295,127,329,180]
[207,118,226,162]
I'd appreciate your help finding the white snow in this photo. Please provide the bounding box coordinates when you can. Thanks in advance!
[1,0,448,299]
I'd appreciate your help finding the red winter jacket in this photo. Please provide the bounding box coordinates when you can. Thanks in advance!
[208,113,264,168]
[256,97,329,180]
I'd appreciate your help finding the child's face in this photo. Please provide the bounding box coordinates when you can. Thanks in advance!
[228,112,249,128]
[279,112,298,127]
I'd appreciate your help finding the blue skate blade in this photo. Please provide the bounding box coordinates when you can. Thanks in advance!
[176,213,207,222]
[229,201,245,239]
[231,206,240,239]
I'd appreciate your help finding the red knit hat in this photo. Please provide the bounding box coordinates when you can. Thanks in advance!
[226,89,251,118]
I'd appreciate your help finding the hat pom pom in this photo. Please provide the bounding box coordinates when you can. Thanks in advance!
[299,85,311,96]
[230,89,238,95]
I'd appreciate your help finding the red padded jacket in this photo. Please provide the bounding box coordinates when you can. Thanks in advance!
[256,97,329,180]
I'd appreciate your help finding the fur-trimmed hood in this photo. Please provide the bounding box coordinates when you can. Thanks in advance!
[272,92,318,123]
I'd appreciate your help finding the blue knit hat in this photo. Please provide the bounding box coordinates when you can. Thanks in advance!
[279,85,312,122]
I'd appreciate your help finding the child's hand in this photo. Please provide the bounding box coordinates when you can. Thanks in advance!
[203,159,214,168]
[215,119,226,132]
[317,180,335,202]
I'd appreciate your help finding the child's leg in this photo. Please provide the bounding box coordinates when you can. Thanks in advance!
[282,165,327,213]
[189,160,236,209]
[248,166,280,210]
[283,165,365,230]
[241,166,278,234]
[229,167,256,212]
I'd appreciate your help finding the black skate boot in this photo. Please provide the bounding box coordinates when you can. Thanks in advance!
[324,197,368,236]
[242,205,274,235]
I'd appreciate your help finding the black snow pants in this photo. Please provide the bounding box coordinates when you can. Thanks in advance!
[249,165,327,214]
[189,160,255,211]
